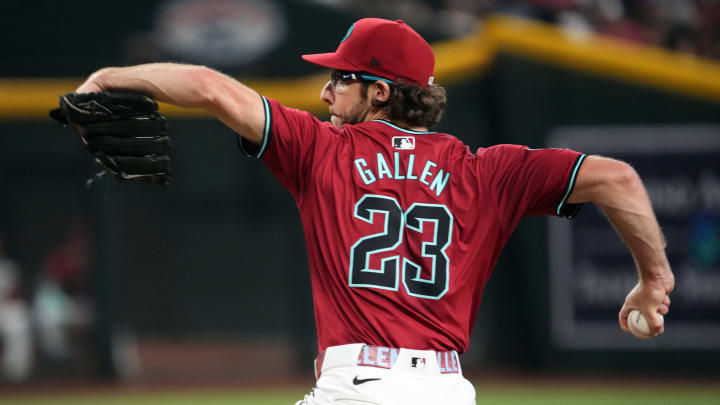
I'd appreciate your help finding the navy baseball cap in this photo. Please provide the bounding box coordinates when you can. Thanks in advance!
[302,18,435,86]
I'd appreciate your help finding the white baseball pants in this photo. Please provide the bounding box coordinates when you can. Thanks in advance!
[295,343,476,405]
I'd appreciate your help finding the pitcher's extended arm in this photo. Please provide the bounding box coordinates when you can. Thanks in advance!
[77,63,266,146]
[568,155,674,337]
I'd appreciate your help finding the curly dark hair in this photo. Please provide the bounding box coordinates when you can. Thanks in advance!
[361,80,447,129]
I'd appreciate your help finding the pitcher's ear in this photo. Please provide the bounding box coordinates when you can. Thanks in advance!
[370,81,391,103]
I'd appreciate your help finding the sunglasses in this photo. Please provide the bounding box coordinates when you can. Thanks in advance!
[330,71,394,88]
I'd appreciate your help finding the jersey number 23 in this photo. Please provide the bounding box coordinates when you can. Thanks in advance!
[349,194,453,300]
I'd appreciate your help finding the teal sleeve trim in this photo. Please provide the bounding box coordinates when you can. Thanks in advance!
[258,96,271,158]
[556,154,587,219]
[238,96,272,159]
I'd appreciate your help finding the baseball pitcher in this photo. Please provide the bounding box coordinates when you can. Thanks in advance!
[66,18,674,405]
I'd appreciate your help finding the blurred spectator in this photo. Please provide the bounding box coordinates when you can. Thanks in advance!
[345,0,719,60]
[494,0,560,23]
[32,220,94,371]
[129,0,719,72]
[0,236,33,383]
[499,0,717,59]
[695,0,720,59]
[588,0,654,44]
[664,24,702,56]
[438,0,494,36]
[436,0,720,60]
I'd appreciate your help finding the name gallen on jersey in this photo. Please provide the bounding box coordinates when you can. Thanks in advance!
[392,136,415,150]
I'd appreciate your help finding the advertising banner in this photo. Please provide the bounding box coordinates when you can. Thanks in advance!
[549,126,720,349]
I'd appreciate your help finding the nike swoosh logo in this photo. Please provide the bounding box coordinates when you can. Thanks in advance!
[353,376,381,385]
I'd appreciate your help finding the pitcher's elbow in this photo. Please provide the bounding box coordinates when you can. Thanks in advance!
[188,66,221,108]
[611,160,643,193]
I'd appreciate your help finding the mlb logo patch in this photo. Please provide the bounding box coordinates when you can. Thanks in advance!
[411,357,426,369]
[392,136,415,150]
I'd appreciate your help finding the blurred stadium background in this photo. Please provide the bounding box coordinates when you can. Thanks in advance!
[1,0,719,404]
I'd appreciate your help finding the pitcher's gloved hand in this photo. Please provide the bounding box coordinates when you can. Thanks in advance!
[50,92,171,186]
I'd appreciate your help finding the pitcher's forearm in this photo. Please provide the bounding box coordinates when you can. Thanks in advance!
[77,63,214,108]
[76,63,266,145]
[600,199,670,281]
[569,156,672,281]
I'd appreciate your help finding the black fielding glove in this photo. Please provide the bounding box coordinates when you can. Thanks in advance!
[50,92,171,186]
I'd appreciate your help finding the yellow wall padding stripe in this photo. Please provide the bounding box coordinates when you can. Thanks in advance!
[0,15,718,120]
[0,75,335,119]
[485,16,720,103]
[0,30,492,120]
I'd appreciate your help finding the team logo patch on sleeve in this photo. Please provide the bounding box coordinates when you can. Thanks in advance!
[392,136,415,150]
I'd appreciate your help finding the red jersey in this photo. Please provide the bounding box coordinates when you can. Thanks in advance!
[242,97,586,353]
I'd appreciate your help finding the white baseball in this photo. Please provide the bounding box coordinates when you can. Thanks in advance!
[628,310,662,339]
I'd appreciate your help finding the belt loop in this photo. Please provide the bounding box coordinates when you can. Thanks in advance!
[436,350,460,374]
[452,351,461,374]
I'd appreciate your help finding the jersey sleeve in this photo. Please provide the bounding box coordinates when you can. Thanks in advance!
[238,96,339,203]
[476,144,586,229]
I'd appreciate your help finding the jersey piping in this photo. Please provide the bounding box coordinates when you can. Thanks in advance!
[555,154,587,219]
[237,96,273,159]
[372,119,437,135]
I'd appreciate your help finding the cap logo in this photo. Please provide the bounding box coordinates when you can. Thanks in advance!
[370,57,382,67]
[340,23,355,44]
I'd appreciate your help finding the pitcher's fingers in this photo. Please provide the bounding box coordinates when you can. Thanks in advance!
[619,306,632,332]
[644,308,664,334]
[664,295,670,307]
[657,318,665,335]
[658,305,669,315]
